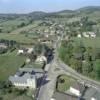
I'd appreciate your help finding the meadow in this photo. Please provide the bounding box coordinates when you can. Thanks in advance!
[0,50,25,81]
[72,37,100,48]
[0,33,35,44]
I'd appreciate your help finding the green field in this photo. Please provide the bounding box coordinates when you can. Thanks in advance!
[0,18,30,33]
[57,75,76,92]
[72,37,100,48]
[0,33,36,44]
[0,50,25,81]
[10,20,42,34]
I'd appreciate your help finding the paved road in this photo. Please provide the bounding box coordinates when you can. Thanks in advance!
[37,51,66,100]
[57,60,100,90]
[37,39,63,100]
[37,60,63,100]
[37,36,100,100]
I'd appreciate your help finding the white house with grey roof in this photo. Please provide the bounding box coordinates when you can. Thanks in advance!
[9,72,36,89]
[9,65,44,89]
[83,87,100,100]
[69,82,85,97]
[82,32,96,38]
[9,67,44,89]
[0,43,7,49]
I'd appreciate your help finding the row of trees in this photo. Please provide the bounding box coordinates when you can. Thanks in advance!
[0,39,19,54]
[59,40,100,80]
[0,39,17,47]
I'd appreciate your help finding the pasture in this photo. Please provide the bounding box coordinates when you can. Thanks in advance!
[0,50,25,81]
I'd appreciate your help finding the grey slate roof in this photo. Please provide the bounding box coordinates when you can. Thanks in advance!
[9,73,35,84]
[9,67,44,84]
[83,87,100,100]
[52,92,79,100]
[19,67,44,73]
[92,92,100,100]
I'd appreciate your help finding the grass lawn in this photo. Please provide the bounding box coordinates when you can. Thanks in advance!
[0,50,25,81]
[57,75,76,92]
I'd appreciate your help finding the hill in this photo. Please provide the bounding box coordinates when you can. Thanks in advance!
[78,6,100,12]
[0,6,100,21]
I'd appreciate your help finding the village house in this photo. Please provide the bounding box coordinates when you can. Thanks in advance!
[40,38,52,44]
[69,82,85,97]
[39,35,55,45]
[89,32,96,38]
[44,29,49,33]
[83,32,90,38]
[91,93,100,100]
[51,92,79,100]
[0,43,8,54]
[27,48,34,54]
[9,72,36,89]
[36,55,47,64]
[58,24,63,28]
[50,30,56,35]
[77,34,82,38]
[0,43,7,49]
[83,87,100,100]
[17,47,34,55]
[45,34,49,38]
[17,49,24,54]
[82,32,96,38]
[26,58,31,63]
[9,67,44,89]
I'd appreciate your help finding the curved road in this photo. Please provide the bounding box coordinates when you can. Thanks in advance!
[37,36,100,100]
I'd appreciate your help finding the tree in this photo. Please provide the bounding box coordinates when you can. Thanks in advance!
[94,48,100,59]
[59,47,67,62]
[84,52,90,61]
[28,53,37,62]
[58,78,65,84]
[70,58,82,73]
[0,97,3,100]
[0,28,2,33]
[64,54,70,64]
[18,22,26,28]
[81,16,88,24]
[34,44,43,55]
[94,60,100,80]
[82,61,93,75]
